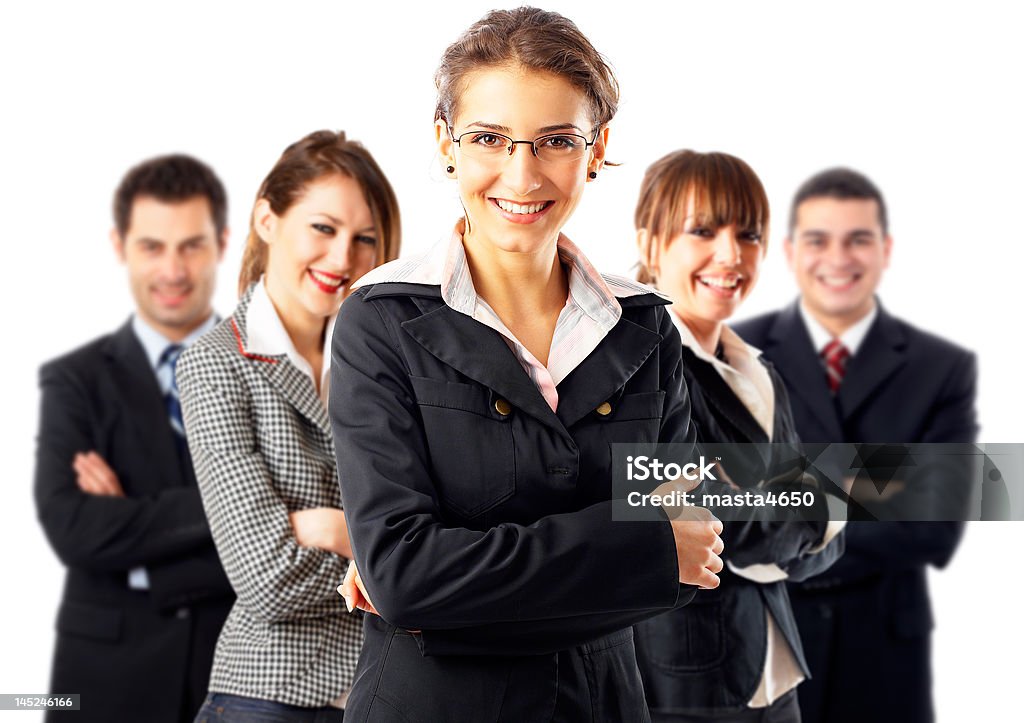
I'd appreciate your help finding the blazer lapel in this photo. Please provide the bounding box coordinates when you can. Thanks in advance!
[555,314,663,430]
[682,347,769,445]
[402,303,562,432]
[764,301,844,442]
[837,306,907,422]
[230,293,332,442]
[254,357,331,436]
[394,290,663,433]
[104,319,188,489]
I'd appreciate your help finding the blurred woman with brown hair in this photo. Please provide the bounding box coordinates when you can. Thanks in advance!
[177,129,400,722]
[632,149,843,723]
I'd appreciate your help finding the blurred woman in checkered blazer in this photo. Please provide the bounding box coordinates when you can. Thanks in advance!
[176,130,400,722]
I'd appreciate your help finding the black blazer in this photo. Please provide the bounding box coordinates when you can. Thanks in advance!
[330,282,700,722]
[34,320,234,723]
[635,343,842,714]
[732,301,978,723]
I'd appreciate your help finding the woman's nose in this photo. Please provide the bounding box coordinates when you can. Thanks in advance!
[713,228,741,266]
[327,235,354,267]
[501,143,544,197]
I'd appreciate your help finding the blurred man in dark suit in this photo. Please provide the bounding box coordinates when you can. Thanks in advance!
[34,155,235,722]
[733,168,977,723]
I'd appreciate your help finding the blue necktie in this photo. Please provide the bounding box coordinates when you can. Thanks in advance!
[159,344,185,436]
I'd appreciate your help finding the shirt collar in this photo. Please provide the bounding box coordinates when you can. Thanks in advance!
[244,277,337,400]
[354,218,658,323]
[669,309,762,372]
[798,298,878,356]
[447,219,623,329]
[132,310,217,372]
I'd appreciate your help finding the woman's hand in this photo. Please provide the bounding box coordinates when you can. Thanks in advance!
[288,507,353,559]
[339,562,379,615]
[669,506,725,589]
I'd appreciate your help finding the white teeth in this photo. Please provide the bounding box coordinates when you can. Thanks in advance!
[820,275,855,287]
[495,199,548,215]
[699,276,740,289]
[310,270,344,287]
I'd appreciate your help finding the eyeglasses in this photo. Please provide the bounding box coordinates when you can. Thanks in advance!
[450,127,598,164]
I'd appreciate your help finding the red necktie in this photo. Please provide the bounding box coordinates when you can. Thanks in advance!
[822,339,850,394]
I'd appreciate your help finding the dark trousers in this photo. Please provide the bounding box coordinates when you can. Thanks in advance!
[195,693,344,723]
[652,689,801,723]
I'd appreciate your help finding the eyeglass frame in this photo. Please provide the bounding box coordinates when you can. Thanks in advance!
[447,124,601,162]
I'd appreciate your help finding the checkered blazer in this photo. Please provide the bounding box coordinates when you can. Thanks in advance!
[176,285,361,707]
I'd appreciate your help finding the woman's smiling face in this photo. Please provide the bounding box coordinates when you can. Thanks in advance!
[437,63,605,254]
[655,194,766,326]
[258,173,378,326]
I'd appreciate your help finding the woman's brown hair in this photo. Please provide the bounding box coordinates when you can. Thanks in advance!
[634,150,769,285]
[434,7,619,130]
[238,130,401,295]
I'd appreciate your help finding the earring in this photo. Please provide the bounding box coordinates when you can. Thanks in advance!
[589,171,598,179]
[446,165,455,174]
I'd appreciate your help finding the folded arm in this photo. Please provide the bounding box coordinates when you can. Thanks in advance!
[176,343,348,624]
[329,295,690,642]
[34,363,213,571]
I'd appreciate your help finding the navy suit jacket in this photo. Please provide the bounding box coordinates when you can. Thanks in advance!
[732,300,977,723]
[34,320,233,723]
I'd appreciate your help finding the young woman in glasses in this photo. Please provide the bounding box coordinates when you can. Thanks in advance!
[329,7,725,722]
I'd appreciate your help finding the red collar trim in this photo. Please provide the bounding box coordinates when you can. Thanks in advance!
[231,318,280,363]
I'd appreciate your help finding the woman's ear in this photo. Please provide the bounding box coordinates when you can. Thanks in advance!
[636,227,658,279]
[253,199,275,243]
[435,118,456,177]
[587,125,610,180]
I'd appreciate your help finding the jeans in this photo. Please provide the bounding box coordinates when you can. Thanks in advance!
[194,693,344,723]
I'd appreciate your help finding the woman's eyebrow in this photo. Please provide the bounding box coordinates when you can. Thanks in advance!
[463,121,512,132]
[537,123,585,134]
[462,121,585,134]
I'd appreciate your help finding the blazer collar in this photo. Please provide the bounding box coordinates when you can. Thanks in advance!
[555,312,665,429]
[400,295,666,435]
[765,300,844,441]
[402,300,563,433]
[103,320,190,487]
[682,346,771,445]
[231,284,331,436]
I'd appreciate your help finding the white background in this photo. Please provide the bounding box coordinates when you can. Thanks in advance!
[1,0,1021,719]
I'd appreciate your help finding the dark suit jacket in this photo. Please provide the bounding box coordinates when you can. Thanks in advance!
[330,282,700,722]
[34,320,234,723]
[635,344,842,715]
[732,301,977,723]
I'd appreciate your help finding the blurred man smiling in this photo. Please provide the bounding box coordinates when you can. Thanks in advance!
[734,168,977,723]
[34,155,235,723]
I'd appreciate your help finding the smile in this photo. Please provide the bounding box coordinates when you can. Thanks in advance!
[696,274,743,297]
[494,199,551,214]
[152,286,192,304]
[490,198,554,224]
[308,269,350,293]
[816,273,861,290]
